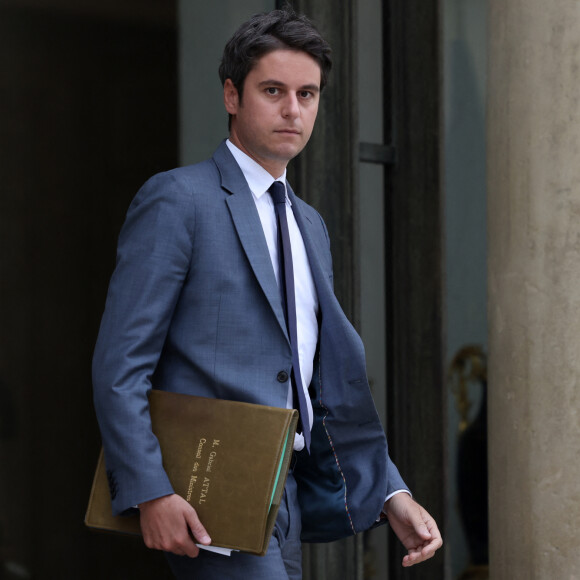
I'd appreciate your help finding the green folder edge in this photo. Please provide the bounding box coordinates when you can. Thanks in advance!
[269,427,291,511]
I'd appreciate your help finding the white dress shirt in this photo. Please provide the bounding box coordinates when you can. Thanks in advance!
[226,140,318,451]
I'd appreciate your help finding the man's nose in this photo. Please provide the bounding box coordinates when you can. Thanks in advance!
[282,94,300,118]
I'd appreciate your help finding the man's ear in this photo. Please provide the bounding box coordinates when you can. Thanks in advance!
[224,79,239,115]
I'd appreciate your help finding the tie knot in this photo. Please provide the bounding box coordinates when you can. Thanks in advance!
[269,181,286,205]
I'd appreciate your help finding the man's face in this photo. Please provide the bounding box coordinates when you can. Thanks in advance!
[224,49,321,177]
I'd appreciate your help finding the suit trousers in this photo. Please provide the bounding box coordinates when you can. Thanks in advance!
[165,472,302,579]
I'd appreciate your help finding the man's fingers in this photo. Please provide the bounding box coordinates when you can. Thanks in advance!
[402,534,443,567]
[176,534,201,559]
[142,525,199,558]
[423,517,443,549]
[402,508,431,541]
[185,509,212,546]
[411,505,442,542]
[139,494,208,557]
[425,533,443,556]
[402,544,434,567]
[416,522,431,539]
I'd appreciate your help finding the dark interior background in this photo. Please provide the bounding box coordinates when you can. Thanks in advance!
[0,3,178,577]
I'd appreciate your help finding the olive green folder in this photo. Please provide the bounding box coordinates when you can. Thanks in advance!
[85,390,298,556]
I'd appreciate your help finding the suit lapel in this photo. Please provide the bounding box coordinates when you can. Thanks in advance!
[213,143,288,340]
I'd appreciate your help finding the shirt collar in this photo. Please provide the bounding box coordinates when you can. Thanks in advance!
[226,139,287,200]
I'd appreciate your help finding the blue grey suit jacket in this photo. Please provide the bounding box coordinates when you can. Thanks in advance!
[92,141,408,543]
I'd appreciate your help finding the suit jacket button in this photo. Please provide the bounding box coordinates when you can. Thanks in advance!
[277,370,289,383]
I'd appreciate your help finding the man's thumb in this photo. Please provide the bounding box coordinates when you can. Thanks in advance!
[186,511,212,545]
[410,511,431,539]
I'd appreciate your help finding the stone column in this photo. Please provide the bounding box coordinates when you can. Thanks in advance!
[488,2,580,578]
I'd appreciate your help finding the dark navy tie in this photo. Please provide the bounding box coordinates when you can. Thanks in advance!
[269,181,311,452]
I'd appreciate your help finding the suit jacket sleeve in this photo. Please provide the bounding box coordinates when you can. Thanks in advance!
[387,454,409,497]
[92,171,195,515]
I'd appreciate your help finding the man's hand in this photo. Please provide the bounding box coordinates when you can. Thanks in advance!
[138,494,211,558]
[383,493,443,567]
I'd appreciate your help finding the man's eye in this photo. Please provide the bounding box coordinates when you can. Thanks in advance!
[266,87,278,95]
[299,91,312,99]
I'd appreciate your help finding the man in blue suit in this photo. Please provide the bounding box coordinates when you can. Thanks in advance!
[92,8,442,579]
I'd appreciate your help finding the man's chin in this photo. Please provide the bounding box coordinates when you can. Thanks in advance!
[273,143,307,162]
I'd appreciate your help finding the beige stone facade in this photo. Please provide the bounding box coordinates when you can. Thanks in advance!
[488,1,580,577]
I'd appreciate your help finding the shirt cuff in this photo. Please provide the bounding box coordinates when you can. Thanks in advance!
[385,488,412,504]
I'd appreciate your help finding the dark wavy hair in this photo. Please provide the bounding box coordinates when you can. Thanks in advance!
[219,8,332,126]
